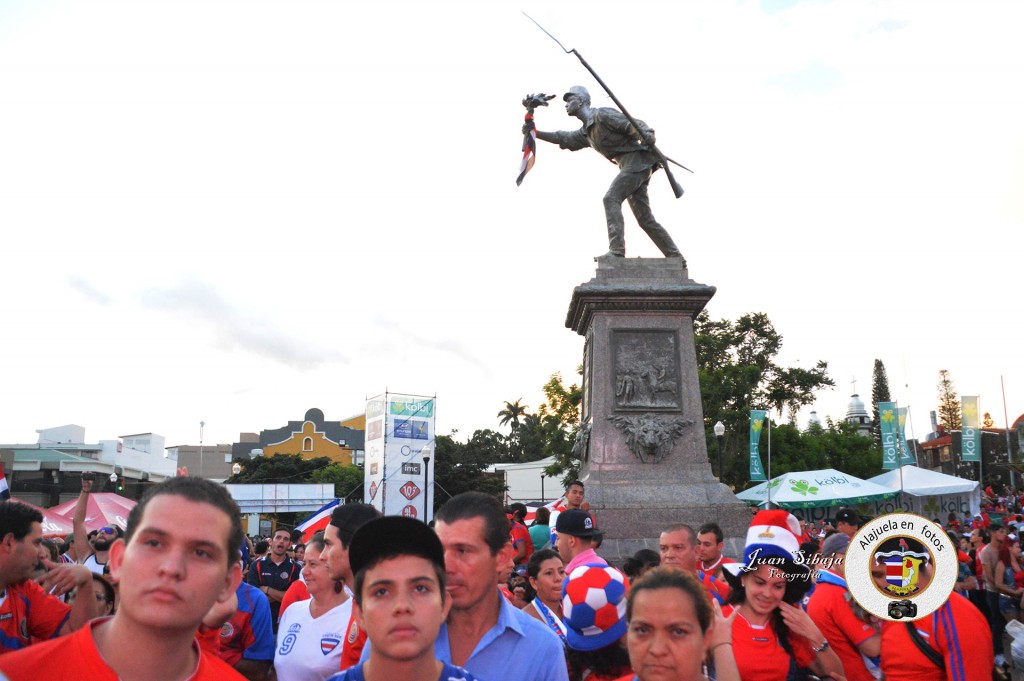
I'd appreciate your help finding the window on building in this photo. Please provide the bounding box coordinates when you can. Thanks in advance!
[303,437,313,452]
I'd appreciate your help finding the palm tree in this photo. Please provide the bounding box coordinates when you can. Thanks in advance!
[498,398,530,462]
[497,399,529,434]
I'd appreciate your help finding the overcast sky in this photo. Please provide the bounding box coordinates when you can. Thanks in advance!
[2,0,1022,455]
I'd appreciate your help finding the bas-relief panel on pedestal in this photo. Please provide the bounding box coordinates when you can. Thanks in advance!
[611,330,681,411]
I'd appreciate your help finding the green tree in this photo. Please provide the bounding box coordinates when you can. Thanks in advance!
[538,372,581,427]
[431,433,507,509]
[695,311,835,486]
[936,369,961,431]
[497,398,529,459]
[502,372,582,481]
[536,372,582,477]
[224,454,335,532]
[733,418,880,491]
[310,464,365,502]
[870,359,892,447]
[225,453,332,484]
[517,414,547,462]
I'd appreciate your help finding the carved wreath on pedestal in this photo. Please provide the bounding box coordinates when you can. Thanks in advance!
[571,420,592,462]
[608,413,692,464]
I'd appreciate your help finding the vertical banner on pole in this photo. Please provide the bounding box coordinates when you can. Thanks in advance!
[961,396,981,463]
[749,410,767,482]
[383,393,436,522]
[364,396,387,513]
[879,402,899,470]
[897,407,917,465]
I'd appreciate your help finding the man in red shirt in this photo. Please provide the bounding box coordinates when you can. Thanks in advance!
[0,476,246,680]
[659,523,729,604]
[0,501,97,655]
[507,503,533,567]
[695,522,735,581]
[834,508,862,540]
[805,532,880,681]
[876,555,993,681]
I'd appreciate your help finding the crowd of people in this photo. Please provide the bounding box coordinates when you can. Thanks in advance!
[0,475,1012,680]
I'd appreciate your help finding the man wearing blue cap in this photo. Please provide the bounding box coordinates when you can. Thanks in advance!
[555,509,606,577]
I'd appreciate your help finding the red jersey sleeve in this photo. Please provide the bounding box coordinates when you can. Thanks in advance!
[935,594,994,681]
[510,523,533,563]
[278,579,309,618]
[195,626,221,656]
[700,570,730,604]
[19,580,72,641]
[830,592,878,647]
[338,610,367,671]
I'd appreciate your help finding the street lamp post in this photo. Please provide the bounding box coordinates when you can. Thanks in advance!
[714,421,725,480]
[540,473,546,502]
[199,420,205,479]
[422,450,431,521]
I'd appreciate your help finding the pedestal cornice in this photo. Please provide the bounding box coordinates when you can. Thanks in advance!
[566,258,717,335]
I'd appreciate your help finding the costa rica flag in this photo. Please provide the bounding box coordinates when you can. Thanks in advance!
[0,461,10,500]
[885,558,905,587]
[296,499,340,543]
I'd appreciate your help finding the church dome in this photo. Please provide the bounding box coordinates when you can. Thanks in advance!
[845,394,871,434]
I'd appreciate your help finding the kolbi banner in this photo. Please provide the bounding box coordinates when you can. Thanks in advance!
[749,410,767,482]
[878,402,899,470]
[897,407,917,466]
[366,392,436,523]
[960,396,981,463]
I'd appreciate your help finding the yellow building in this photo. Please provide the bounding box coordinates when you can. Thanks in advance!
[236,407,364,466]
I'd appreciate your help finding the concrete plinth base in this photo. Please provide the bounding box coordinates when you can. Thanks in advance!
[566,256,750,565]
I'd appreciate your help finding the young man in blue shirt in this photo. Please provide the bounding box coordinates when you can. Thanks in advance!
[327,516,479,681]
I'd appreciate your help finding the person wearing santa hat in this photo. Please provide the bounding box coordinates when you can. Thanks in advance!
[721,510,843,681]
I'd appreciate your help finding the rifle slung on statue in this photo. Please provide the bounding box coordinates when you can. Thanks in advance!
[522,12,691,199]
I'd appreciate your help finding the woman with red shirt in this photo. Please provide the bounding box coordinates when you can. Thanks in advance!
[613,567,739,681]
[721,510,843,681]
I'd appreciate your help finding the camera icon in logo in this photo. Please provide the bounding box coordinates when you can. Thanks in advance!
[888,599,917,620]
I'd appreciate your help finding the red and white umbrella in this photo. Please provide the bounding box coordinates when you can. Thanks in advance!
[10,497,75,538]
[48,493,137,532]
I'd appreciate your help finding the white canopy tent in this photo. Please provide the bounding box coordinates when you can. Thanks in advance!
[868,465,979,496]
[736,469,899,509]
[867,465,981,517]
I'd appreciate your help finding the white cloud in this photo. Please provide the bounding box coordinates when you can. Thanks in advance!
[1,0,1022,449]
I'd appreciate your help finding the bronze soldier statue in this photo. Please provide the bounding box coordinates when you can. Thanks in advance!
[525,86,683,261]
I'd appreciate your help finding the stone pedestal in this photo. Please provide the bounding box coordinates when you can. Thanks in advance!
[566,256,750,563]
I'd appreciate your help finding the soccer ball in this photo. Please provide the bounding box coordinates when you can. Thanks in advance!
[562,565,628,639]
